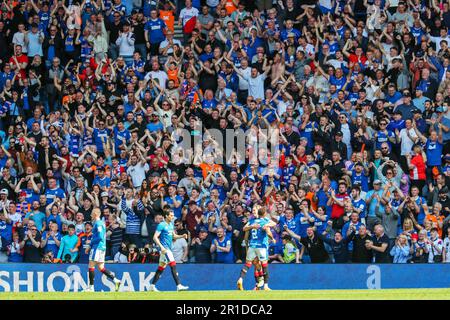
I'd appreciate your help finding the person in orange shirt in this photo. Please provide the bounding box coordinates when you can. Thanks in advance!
[159,0,176,32]
[164,56,181,87]
[305,189,318,212]
[425,203,445,238]
[198,155,223,179]
[223,0,238,15]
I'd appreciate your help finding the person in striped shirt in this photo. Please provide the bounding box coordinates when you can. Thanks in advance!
[120,188,144,248]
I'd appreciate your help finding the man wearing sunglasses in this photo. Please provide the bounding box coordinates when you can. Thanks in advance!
[20,224,42,263]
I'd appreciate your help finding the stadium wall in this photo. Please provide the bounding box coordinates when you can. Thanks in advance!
[0,264,449,292]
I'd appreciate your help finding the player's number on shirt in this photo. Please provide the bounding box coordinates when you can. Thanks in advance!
[251,229,258,240]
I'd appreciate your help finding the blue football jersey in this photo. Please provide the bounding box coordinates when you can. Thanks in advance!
[248,218,269,249]
[90,220,106,251]
[156,221,174,250]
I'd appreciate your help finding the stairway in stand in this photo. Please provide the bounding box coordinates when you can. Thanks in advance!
[173,24,184,42]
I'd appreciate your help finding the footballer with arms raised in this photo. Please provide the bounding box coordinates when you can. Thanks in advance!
[237,206,276,291]
[149,210,189,292]
[85,208,121,292]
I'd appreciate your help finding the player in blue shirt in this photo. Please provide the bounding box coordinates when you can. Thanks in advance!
[237,206,275,291]
[150,210,189,292]
[85,208,121,292]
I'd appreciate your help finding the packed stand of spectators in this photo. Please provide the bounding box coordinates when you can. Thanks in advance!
[0,0,450,265]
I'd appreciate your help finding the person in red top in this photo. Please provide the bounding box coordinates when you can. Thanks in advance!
[78,65,97,90]
[185,200,203,237]
[9,44,28,80]
[343,42,367,65]
[328,182,349,220]
[407,144,426,192]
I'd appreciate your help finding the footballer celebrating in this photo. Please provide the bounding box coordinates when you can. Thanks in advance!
[85,208,121,292]
[149,210,189,292]
[237,206,275,291]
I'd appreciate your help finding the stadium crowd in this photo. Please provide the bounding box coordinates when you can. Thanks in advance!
[0,0,449,265]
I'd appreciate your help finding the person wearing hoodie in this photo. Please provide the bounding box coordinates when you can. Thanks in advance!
[115,22,135,64]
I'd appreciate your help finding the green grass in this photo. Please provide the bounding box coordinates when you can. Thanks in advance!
[1,288,450,300]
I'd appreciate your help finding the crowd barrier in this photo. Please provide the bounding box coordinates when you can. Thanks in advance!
[0,264,449,292]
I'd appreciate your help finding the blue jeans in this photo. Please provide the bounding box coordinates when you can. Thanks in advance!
[108,44,120,60]
[134,43,147,60]
[126,234,142,248]
[110,245,121,260]
[122,55,133,65]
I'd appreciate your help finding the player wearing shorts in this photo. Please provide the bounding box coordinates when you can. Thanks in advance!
[149,210,189,292]
[237,207,275,291]
[85,208,121,292]
[252,209,275,290]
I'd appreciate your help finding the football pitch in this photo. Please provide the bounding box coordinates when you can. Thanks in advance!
[1,288,450,300]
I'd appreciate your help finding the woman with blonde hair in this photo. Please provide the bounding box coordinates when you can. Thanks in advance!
[401,217,417,242]
[390,234,410,263]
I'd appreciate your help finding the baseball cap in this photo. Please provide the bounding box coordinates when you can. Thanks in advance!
[436,106,444,113]
[373,179,382,185]
[101,191,109,197]
[439,187,448,194]
[67,24,75,30]
[19,190,27,197]
[85,221,93,227]
[336,131,343,136]
[97,166,105,171]
[412,108,422,114]
[151,172,160,177]
[0,189,8,195]
[199,227,208,233]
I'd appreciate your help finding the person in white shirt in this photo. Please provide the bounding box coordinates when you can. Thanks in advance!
[297,37,315,58]
[178,0,199,33]
[12,23,27,54]
[443,226,450,263]
[159,30,182,56]
[234,63,271,101]
[428,228,444,263]
[7,203,22,225]
[397,118,418,157]
[429,27,450,53]
[237,58,251,102]
[145,60,169,89]
[126,154,150,189]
